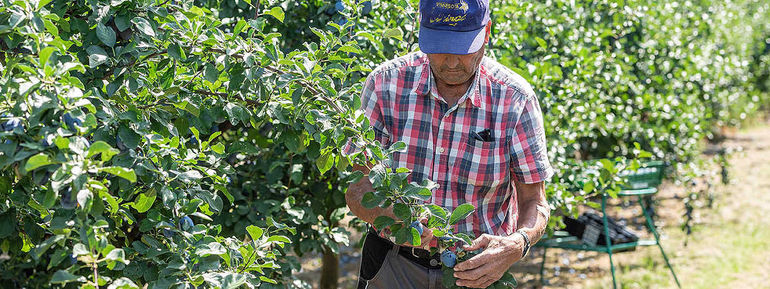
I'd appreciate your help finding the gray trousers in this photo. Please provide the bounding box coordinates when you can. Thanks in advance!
[358,243,448,289]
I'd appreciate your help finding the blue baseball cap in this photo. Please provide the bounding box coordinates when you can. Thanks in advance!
[418,0,490,55]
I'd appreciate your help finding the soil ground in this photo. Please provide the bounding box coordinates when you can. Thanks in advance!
[297,122,770,289]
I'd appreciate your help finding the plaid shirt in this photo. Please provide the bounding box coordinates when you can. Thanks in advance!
[346,52,553,238]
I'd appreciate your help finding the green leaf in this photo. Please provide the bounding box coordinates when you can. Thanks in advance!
[108,278,139,289]
[258,276,277,284]
[393,203,411,222]
[211,143,225,154]
[131,17,155,37]
[265,7,285,23]
[368,164,387,188]
[38,0,54,9]
[43,19,58,38]
[535,37,547,49]
[638,150,653,158]
[86,141,119,161]
[204,63,219,83]
[373,216,395,230]
[223,274,250,289]
[316,150,333,174]
[131,189,156,213]
[118,126,141,149]
[246,225,263,241]
[389,141,407,153]
[31,235,64,260]
[101,167,137,183]
[582,180,595,194]
[86,45,109,67]
[114,15,130,32]
[105,248,128,264]
[224,103,250,126]
[39,46,56,68]
[448,203,475,225]
[404,185,432,201]
[600,159,615,170]
[410,227,421,246]
[393,225,410,245]
[196,242,226,256]
[42,189,56,208]
[361,191,383,208]
[233,19,247,36]
[51,270,85,284]
[168,43,183,61]
[383,28,403,41]
[72,243,89,256]
[174,101,200,117]
[96,22,116,47]
[426,204,448,220]
[54,136,69,149]
[25,153,53,171]
[100,191,119,214]
[266,235,291,245]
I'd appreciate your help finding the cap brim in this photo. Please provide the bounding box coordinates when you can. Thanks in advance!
[418,25,486,55]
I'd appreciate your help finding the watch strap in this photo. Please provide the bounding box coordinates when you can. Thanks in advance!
[516,229,531,259]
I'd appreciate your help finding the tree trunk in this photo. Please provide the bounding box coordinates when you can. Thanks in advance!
[320,246,339,289]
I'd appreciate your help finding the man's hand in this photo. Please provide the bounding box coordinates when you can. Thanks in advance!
[452,234,524,288]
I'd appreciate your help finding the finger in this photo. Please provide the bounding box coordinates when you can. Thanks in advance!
[463,234,491,251]
[454,265,488,283]
[453,262,488,280]
[420,228,434,249]
[421,226,433,238]
[454,250,490,272]
[456,273,494,288]
[478,277,497,289]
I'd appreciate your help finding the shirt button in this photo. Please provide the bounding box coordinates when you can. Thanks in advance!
[438,147,445,153]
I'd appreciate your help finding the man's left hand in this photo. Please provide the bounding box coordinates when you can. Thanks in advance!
[452,234,524,288]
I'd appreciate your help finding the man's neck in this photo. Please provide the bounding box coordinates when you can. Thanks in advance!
[434,73,475,107]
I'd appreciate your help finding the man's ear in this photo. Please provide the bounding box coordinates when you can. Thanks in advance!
[484,21,492,43]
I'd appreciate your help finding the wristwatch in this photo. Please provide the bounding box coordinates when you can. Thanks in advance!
[515,229,531,259]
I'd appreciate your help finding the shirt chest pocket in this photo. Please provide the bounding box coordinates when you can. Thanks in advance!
[454,137,510,189]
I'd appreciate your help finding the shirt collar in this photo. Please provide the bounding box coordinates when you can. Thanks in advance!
[417,58,483,109]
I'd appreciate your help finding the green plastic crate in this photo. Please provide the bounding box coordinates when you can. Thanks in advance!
[620,160,665,190]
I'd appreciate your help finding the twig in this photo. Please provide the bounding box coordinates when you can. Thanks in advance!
[102,50,166,80]
[255,0,261,19]
[194,89,228,97]
[184,65,205,88]
[92,261,99,289]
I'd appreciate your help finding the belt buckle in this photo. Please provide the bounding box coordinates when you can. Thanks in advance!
[430,258,439,267]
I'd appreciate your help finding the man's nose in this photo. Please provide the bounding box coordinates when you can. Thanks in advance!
[444,55,461,69]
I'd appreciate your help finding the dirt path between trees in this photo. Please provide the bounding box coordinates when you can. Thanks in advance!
[513,123,770,288]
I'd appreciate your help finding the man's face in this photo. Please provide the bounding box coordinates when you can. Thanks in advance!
[426,23,490,86]
[427,44,486,86]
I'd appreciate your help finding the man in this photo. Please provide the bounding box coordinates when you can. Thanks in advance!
[345,0,553,288]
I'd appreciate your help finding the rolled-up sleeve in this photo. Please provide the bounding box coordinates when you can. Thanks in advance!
[509,95,553,184]
[342,72,390,156]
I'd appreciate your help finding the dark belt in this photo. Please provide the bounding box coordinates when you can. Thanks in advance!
[367,227,442,269]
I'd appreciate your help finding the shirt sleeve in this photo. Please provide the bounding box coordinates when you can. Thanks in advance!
[342,72,391,156]
[509,95,553,184]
